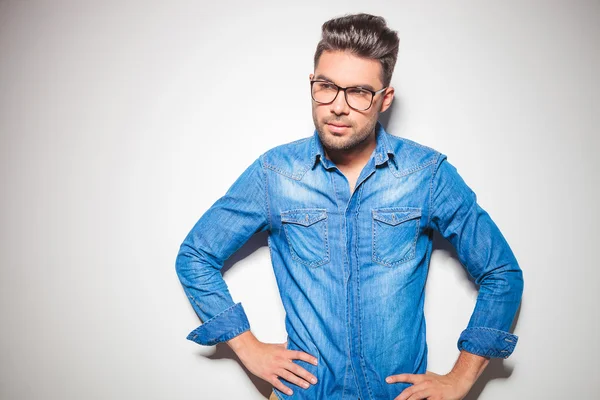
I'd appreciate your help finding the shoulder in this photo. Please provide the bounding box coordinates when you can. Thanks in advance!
[384,132,445,175]
[259,135,314,180]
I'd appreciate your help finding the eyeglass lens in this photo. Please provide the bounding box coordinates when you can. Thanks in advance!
[312,81,373,110]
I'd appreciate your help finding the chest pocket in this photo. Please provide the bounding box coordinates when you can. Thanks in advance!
[372,207,421,267]
[280,208,330,268]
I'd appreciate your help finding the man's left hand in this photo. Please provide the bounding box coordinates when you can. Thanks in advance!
[385,370,472,400]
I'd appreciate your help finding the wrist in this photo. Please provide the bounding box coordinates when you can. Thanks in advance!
[447,350,490,388]
[227,330,258,355]
[446,369,476,389]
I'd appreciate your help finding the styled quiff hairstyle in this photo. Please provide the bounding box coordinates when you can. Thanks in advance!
[313,13,400,88]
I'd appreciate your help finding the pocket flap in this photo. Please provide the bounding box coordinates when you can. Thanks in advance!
[281,209,327,227]
[372,208,421,226]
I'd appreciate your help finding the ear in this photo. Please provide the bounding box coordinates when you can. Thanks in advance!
[309,73,314,81]
[379,87,395,113]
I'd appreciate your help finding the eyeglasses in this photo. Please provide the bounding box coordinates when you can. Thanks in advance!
[310,79,387,111]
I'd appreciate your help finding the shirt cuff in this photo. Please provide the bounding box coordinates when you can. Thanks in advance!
[457,327,518,359]
[186,302,251,346]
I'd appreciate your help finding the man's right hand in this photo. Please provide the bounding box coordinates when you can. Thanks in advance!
[227,331,319,396]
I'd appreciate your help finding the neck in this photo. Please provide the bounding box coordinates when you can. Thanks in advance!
[324,131,377,168]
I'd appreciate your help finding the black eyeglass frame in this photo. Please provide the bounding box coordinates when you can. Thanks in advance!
[310,79,388,111]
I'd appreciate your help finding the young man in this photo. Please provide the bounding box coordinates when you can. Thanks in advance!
[176,13,523,400]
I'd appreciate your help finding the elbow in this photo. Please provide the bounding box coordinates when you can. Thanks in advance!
[499,262,524,304]
[478,260,524,303]
[512,265,524,303]
[175,241,199,283]
[175,240,221,286]
[175,245,189,283]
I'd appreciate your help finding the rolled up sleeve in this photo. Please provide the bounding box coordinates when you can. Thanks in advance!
[175,155,271,346]
[428,153,524,359]
[185,302,251,346]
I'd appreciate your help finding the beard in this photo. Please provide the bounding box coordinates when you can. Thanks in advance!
[312,109,379,153]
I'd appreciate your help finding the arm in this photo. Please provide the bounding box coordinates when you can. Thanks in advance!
[175,155,271,346]
[176,156,320,395]
[428,153,524,361]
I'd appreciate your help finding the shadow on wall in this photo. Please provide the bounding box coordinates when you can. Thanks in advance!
[188,104,523,398]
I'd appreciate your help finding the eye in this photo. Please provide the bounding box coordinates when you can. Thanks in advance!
[348,88,370,97]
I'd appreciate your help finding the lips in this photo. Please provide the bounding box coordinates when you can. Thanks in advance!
[327,122,350,128]
[326,122,350,134]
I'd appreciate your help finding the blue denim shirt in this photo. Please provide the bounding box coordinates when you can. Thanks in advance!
[175,121,523,399]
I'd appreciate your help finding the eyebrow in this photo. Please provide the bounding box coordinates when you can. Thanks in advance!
[314,74,377,91]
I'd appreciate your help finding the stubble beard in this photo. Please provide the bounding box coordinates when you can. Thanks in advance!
[312,109,379,153]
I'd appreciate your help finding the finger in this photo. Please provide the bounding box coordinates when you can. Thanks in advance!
[277,367,312,390]
[394,384,420,400]
[386,373,421,384]
[289,349,319,366]
[270,376,293,396]
[285,359,318,385]
[406,388,431,400]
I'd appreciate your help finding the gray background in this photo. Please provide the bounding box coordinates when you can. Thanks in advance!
[1,1,598,399]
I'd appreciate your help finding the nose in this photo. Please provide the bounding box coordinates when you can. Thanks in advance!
[330,89,350,115]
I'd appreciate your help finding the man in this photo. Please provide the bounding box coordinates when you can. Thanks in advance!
[176,13,523,400]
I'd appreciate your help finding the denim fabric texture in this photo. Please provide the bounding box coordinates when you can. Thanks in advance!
[175,121,524,399]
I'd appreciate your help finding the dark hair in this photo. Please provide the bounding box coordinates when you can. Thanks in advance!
[314,13,400,88]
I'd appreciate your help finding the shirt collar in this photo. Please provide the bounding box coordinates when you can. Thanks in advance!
[310,120,397,170]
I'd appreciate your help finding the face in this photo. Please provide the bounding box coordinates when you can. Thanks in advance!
[310,50,394,154]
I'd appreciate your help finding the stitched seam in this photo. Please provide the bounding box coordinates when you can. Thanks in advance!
[459,340,514,359]
[262,136,312,180]
[387,155,436,179]
[281,212,330,268]
[464,326,518,336]
[341,359,349,399]
[195,302,240,329]
[191,323,250,345]
[393,158,437,178]
[331,170,355,400]
[428,152,444,228]
[354,184,374,400]
[372,211,420,267]
[459,327,518,359]
[372,207,421,224]
[381,131,396,160]
[263,161,307,180]
[260,154,272,232]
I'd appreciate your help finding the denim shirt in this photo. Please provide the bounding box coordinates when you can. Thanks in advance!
[175,121,523,400]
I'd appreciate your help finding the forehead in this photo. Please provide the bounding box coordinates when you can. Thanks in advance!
[314,50,383,89]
